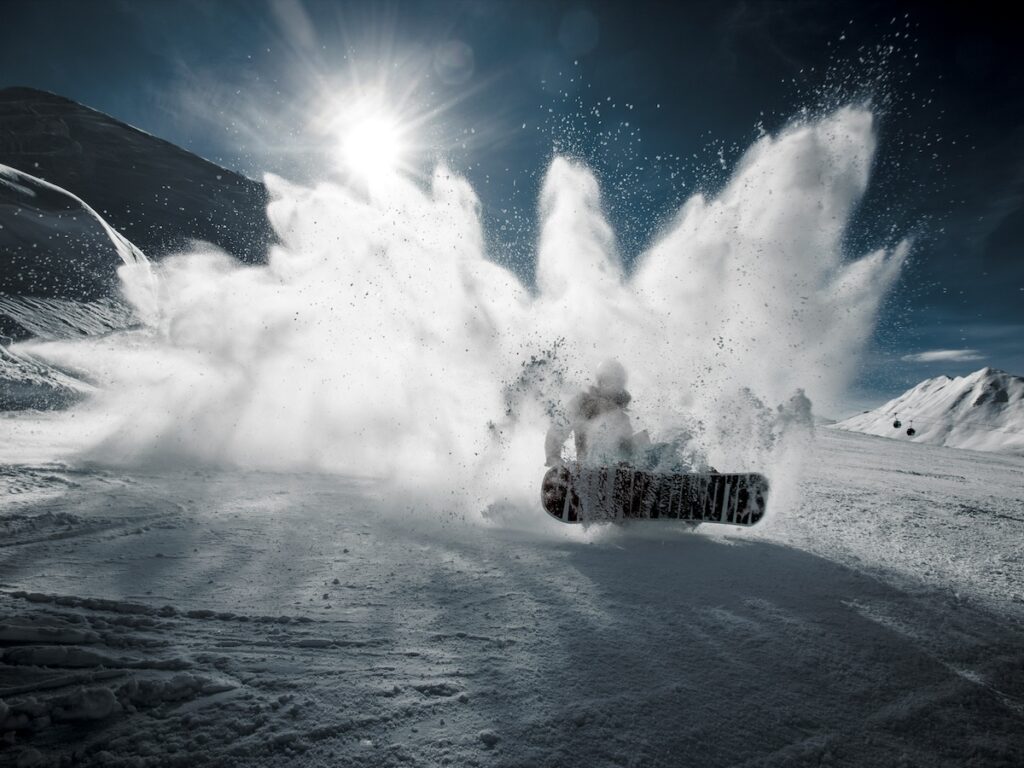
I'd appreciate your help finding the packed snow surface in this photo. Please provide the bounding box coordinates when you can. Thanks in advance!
[836,367,1024,455]
[1,427,1023,766]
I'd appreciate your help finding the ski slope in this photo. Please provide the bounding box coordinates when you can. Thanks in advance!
[2,424,1022,767]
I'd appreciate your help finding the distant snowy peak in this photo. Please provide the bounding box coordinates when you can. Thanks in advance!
[836,368,1024,455]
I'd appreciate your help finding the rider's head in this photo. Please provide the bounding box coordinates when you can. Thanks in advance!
[595,359,627,395]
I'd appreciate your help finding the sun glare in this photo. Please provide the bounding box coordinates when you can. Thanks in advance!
[340,113,404,180]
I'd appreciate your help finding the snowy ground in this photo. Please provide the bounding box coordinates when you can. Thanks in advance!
[2,425,1023,767]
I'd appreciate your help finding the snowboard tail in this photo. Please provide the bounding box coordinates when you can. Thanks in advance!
[541,463,769,526]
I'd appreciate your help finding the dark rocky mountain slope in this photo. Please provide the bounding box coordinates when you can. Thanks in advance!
[0,86,272,268]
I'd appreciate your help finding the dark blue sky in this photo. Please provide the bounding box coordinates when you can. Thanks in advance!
[2,0,1021,408]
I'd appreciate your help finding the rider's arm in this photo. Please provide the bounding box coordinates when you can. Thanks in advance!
[544,394,581,466]
[545,419,571,466]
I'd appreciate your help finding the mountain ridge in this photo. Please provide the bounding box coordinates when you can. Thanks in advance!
[835,367,1024,455]
[0,86,256,182]
[0,85,272,265]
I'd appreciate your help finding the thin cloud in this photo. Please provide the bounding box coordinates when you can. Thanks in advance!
[901,349,984,363]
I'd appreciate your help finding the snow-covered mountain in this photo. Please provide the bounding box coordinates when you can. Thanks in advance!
[0,87,271,266]
[0,87,274,409]
[835,367,1024,455]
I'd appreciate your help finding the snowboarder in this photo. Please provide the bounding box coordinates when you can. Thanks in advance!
[545,359,641,467]
[777,388,814,434]
[541,360,769,524]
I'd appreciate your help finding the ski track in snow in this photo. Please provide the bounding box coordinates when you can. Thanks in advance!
[2,429,1023,767]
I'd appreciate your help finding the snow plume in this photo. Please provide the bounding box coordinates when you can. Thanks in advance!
[65,106,905,521]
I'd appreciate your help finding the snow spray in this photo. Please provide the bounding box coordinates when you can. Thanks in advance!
[48,106,907,523]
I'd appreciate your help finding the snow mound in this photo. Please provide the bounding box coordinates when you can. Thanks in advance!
[0,165,150,408]
[834,367,1024,454]
[0,344,91,411]
[0,163,147,302]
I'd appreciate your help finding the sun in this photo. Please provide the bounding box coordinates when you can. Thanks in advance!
[311,61,449,185]
[340,113,405,180]
[311,56,456,185]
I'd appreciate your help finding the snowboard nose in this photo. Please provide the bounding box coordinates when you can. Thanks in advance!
[541,465,579,522]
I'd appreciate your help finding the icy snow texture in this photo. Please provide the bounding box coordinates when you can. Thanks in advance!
[0,344,90,410]
[0,294,136,342]
[26,107,906,514]
[836,367,1024,455]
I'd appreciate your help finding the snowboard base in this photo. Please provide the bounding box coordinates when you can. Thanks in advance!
[542,463,769,526]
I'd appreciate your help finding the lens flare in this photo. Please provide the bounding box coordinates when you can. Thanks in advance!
[341,114,404,179]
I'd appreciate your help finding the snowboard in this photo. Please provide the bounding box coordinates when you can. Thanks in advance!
[541,462,769,526]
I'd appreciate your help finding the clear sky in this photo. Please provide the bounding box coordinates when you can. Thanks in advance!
[2,0,1021,412]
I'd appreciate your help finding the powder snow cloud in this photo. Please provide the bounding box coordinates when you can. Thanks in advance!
[31,105,908,518]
